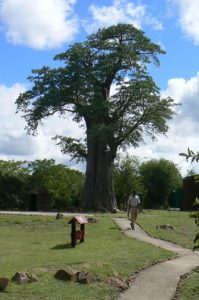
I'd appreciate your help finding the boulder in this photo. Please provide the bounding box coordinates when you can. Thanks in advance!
[54,268,97,284]
[76,271,97,284]
[87,218,97,223]
[56,213,64,219]
[156,224,175,230]
[54,268,77,282]
[11,272,38,284]
[112,278,128,290]
[0,278,9,292]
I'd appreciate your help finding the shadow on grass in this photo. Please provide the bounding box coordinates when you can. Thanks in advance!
[109,227,120,230]
[51,243,72,250]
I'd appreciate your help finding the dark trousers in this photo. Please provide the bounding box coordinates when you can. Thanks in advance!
[130,206,138,228]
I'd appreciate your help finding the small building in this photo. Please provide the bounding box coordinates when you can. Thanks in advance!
[24,190,51,211]
[169,189,183,210]
[182,176,199,210]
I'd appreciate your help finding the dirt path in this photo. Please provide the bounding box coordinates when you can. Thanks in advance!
[114,218,199,300]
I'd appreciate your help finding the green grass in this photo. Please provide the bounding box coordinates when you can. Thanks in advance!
[137,210,197,249]
[178,268,199,300]
[0,214,174,299]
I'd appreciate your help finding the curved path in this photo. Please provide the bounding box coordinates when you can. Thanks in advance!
[114,218,199,300]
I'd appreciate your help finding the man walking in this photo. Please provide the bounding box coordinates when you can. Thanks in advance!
[127,191,141,230]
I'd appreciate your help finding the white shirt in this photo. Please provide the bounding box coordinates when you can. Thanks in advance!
[128,194,140,207]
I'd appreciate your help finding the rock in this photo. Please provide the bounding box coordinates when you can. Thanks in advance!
[87,217,97,223]
[156,224,175,230]
[54,268,97,285]
[54,268,77,282]
[11,272,38,284]
[56,213,64,219]
[112,278,128,290]
[0,278,9,292]
[76,271,97,284]
[112,207,120,213]
[12,272,29,284]
[28,274,38,283]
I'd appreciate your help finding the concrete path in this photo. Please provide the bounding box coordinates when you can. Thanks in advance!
[0,210,93,217]
[114,218,199,300]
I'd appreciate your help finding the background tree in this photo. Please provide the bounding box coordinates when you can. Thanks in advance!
[28,159,84,210]
[114,154,145,210]
[140,158,182,208]
[180,149,199,251]
[0,160,29,209]
[16,24,175,211]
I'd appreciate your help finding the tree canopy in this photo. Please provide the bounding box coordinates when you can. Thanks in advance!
[16,24,176,211]
[0,159,84,210]
[114,154,145,210]
[28,159,84,209]
[140,158,182,208]
[180,149,199,251]
[0,160,29,209]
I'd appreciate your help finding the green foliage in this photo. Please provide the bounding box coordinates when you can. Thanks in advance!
[53,136,87,163]
[15,23,175,164]
[190,198,199,251]
[15,23,176,210]
[140,158,182,208]
[180,149,199,182]
[28,159,84,209]
[114,154,145,209]
[179,148,199,163]
[179,148,199,251]
[0,160,29,209]
[0,159,83,210]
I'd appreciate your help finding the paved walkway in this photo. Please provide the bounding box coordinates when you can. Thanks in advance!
[0,210,93,217]
[114,218,199,300]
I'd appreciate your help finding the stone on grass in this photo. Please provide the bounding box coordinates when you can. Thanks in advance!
[54,268,97,285]
[112,278,128,290]
[111,208,118,214]
[76,271,97,284]
[54,268,77,282]
[87,217,97,223]
[0,278,9,292]
[11,272,38,284]
[56,213,64,219]
[156,224,175,230]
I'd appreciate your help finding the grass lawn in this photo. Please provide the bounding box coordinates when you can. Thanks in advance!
[137,210,198,249]
[177,268,199,300]
[0,213,174,300]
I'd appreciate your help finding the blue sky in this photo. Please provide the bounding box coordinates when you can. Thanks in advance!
[0,0,199,175]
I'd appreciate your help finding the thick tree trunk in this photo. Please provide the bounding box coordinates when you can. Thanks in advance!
[80,136,117,211]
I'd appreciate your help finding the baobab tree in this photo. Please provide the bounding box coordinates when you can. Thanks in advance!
[16,24,175,211]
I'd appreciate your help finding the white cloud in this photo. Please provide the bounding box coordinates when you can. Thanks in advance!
[170,0,199,45]
[83,0,163,33]
[164,73,199,120]
[0,83,37,158]
[127,72,199,176]
[0,83,85,166]
[0,0,78,49]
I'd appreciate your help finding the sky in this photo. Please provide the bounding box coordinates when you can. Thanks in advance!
[0,0,199,176]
